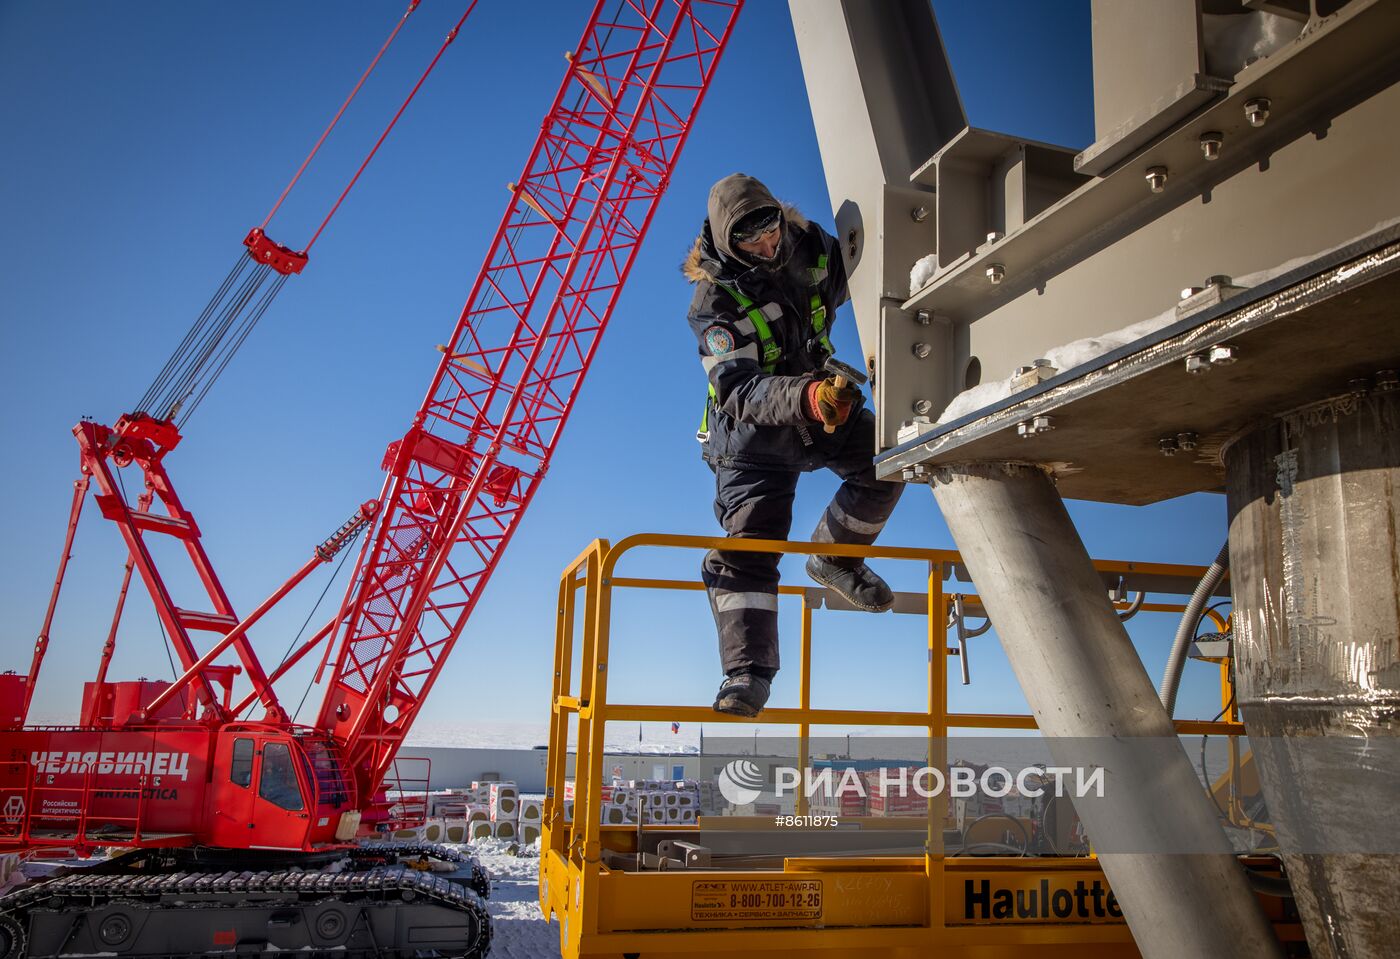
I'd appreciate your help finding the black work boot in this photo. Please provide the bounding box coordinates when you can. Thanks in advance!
[713,672,772,717]
[806,555,894,612]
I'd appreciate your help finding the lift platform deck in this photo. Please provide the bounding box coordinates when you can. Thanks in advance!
[539,534,1304,958]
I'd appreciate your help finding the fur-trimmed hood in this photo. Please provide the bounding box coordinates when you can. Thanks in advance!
[681,201,810,284]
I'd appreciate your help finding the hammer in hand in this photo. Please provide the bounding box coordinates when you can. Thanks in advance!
[820,356,868,434]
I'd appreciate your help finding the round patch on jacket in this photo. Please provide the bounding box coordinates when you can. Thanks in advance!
[704,325,736,356]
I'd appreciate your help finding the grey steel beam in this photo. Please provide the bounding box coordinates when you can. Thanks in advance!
[1225,390,1400,958]
[878,228,1400,501]
[788,0,964,397]
[1078,0,1223,176]
[929,463,1281,959]
[893,0,1400,453]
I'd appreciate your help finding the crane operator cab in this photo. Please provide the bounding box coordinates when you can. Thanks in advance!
[209,726,358,850]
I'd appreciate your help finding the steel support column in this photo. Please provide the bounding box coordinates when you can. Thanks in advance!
[788,0,964,378]
[929,463,1280,959]
[1224,388,1400,959]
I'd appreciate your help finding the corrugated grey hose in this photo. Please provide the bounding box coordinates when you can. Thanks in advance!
[1159,541,1231,716]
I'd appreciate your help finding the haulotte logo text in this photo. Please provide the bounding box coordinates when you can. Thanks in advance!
[718,759,1105,806]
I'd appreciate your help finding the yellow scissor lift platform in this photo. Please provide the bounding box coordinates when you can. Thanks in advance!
[540,534,1302,958]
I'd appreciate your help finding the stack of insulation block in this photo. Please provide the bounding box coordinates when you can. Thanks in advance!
[484,781,520,839]
[695,779,726,815]
[600,785,638,825]
[559,778,704,824]
[599,779,702,825]
[562,780,614,805]
[562,779,612,822]
[426,789,471,819]
[444,783,488,840]
[641,786,699,825]
[517,795,544,843]
[381,784,504,843]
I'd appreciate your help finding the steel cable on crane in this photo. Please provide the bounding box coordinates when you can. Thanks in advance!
[136,255,273,420]
[155,265,274,421]
[304,0,483,254]
[133,1,485,427]
[178,273,290,425]
[260,0,424,232]
[286,527,364,725]
[136,254,250,414]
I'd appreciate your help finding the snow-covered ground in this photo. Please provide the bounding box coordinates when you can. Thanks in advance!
[466,839,561,959]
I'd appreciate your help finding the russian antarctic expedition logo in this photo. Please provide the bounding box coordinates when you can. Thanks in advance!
[718,759,767,805]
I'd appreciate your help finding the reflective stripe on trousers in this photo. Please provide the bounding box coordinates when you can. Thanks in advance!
[703,408,903,673]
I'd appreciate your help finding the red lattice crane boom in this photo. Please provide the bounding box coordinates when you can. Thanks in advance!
[319,0,743,800]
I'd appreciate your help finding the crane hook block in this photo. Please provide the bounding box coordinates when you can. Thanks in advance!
[243,228,309,276]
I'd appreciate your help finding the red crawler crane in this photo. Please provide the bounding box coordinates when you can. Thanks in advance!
[0,3,742,957]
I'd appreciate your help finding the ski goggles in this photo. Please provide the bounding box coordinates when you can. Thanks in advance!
[730,208,783,245]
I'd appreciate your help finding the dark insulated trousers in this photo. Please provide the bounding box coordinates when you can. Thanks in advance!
[702,408,903,676]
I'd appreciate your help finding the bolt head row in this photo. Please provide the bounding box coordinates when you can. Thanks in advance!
[1017,415,1054,438]
[1149,99,1274,197]
[1208,344,1238,365]
[1341,371,1400,397]
[1180,276,1235,301]
[1161,432,1199,456]
[1186,344,1239,373]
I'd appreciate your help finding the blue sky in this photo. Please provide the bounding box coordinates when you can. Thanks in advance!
[0,1,1231,740]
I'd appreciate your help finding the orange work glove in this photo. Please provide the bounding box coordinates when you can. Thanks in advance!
[803,376,859,429]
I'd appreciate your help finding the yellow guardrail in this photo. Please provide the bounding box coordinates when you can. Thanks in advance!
[539,534,1258,958]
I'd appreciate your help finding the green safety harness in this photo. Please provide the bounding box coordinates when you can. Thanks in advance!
[697,255,832,440]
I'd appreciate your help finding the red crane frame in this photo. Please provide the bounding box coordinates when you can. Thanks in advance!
[17,0,744,827]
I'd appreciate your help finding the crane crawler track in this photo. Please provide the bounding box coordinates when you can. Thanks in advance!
[349,840,492,899]
[0,864,490,959]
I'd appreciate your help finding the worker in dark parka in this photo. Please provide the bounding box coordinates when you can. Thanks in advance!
[684,173,904,717]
